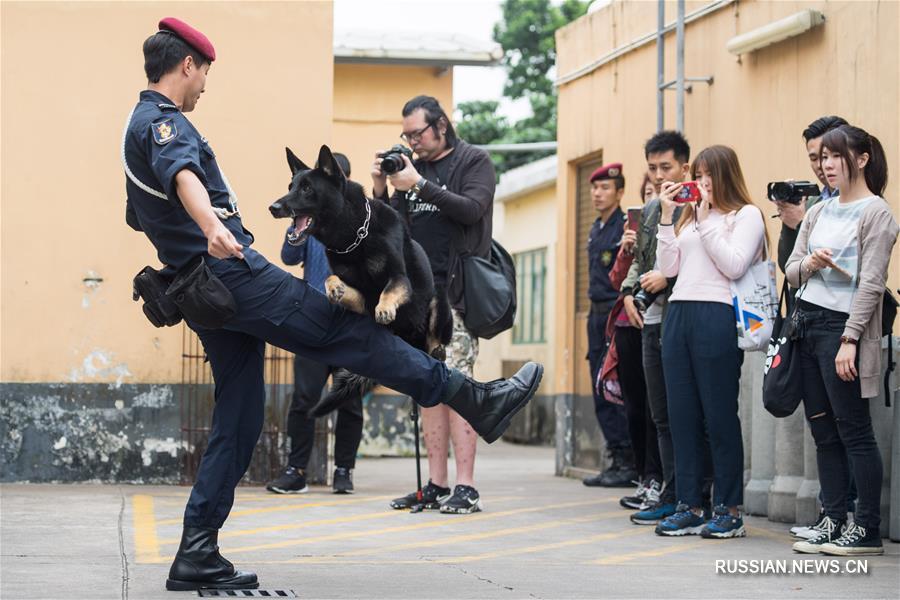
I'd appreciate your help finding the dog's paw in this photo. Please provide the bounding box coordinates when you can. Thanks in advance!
[325,276,346,304]
[430,345,447,362]
[374,301,397,324]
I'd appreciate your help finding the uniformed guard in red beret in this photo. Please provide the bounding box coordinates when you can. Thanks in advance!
[582,162,638,488]
[122,17,543,593]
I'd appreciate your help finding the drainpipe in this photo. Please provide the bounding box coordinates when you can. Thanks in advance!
[676,0,686,132]
[657,0,665,132]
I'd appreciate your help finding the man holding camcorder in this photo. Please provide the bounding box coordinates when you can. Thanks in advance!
[372,95,496,515]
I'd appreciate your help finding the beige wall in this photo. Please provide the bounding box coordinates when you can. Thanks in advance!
[554,0,899,395]
[332,63,453,192]
[476,184,558,391]
[1,1,334,383]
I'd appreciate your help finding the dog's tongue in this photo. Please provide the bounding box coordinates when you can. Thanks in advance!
[294,215,312,232]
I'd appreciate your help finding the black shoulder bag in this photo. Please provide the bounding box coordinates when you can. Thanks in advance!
[461,239,518,339]
[762,282,803,417]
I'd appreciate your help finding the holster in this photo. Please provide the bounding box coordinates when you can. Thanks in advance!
[165,256,237,329]
[133,266,182,327]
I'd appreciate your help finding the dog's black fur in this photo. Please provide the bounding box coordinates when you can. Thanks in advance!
[269,145,453,415]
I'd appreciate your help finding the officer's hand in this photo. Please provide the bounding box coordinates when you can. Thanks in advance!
[621,228,637,254]
[388,155,421,192]
[371,151,388,197]
[623,295,643,329]
[206,221,244,260]
[639,270,667,294]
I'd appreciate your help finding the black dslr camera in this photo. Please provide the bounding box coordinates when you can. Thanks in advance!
[378,144,414,175]
[633,284,660,313]
[767,181,820,205]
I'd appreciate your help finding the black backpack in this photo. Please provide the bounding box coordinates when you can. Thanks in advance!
[462,239,517,339]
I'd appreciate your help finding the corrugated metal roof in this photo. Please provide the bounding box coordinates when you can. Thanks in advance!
[334,30,503,66]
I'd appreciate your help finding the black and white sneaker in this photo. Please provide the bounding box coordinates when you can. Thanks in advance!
[792,515,845,554]
[638,479,662,511]
[390,480,451,510]
[819,523,884,556]
[266,466,309,494]
[790,511,828,539]
[332,467,354,494]
[440,485,483,514]
[619,480,647,510]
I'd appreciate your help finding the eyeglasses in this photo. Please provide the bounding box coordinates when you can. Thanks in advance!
[399,121,435,144]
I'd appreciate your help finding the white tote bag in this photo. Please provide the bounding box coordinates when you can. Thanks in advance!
[730,248,778,352]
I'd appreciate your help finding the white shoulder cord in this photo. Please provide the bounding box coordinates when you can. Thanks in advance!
[121,104,239,220]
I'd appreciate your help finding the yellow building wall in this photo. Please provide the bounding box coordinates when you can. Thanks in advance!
[554,0,899,395]
[476,184,558,391]
[1,1,334,383]
[332,63,453,193]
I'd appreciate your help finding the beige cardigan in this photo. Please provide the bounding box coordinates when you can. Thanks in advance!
[785,197,899,398]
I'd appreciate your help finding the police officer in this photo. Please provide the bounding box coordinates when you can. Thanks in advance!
[124,18,543,592]
[581,163,637,488]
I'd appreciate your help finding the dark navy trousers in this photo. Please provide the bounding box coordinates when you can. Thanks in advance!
[662,301,744,508]
[587,309,631,450]
[183,248,454,529]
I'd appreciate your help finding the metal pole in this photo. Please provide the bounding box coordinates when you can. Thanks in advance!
[657,0,665,132]
[676,0,685,133]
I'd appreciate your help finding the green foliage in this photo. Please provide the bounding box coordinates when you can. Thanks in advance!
[462,0,588,174]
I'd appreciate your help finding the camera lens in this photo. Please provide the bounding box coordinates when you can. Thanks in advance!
[381,154,404,175]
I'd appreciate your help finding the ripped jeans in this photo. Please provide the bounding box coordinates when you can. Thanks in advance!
[796,300,881,531]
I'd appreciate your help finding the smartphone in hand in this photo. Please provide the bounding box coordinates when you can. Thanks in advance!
[674,181,701,203]
[626,207,642,231]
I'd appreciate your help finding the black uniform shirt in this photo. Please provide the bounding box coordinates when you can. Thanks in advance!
[587,208,624,303]
[123,90,253,271]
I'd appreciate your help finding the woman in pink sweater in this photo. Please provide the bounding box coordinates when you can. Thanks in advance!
[653,145,766,539]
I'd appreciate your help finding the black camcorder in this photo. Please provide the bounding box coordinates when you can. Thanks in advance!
[767,181,820,204]
[378,144,414,175]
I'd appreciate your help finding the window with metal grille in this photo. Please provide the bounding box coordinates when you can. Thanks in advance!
[513,247,547,344]
[575,156,605,314]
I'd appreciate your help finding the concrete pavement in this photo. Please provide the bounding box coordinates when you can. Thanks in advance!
[1,441,897,599]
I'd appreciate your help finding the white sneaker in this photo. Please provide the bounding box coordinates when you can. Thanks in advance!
[791,512,827,539]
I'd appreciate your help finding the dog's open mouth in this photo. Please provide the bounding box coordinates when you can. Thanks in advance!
[287,215,313,246]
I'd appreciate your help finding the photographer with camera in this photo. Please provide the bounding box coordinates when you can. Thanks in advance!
[654,145,767,539]
[775,116,848,275]
[372,95,495,515]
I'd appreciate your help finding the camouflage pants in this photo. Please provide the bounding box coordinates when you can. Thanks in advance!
[444,309,478,377]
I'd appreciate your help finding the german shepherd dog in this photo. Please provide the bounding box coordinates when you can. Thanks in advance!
[269,145,453,415]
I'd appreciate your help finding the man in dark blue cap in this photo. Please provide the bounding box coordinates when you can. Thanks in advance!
[123,17,543,592]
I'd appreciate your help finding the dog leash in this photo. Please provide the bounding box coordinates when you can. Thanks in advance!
[327,198,371,255]
[121,103,240,221]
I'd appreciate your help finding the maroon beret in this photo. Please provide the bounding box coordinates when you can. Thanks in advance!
[590,162,623,182]
[158,17,216,62]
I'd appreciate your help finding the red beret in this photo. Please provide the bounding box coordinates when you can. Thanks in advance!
[590,162,623,182]
[159,17,216,62]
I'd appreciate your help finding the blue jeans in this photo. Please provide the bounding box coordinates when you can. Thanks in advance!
[662,301,744,508]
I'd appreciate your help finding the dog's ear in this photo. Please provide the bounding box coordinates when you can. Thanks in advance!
[317,145,346,184]
[285,147,310,176]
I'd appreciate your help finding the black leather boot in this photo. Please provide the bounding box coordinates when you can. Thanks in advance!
[165,526,259,591]
[444,362,543,443]
[596,447,638,487]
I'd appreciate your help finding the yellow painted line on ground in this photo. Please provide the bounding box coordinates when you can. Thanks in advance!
[155,495,394,525]
[312,511,623,559]
[225,499,606,554]
[435,527,649,563]
[157,510,406,545]
[133,495,164,564]
[592,537,710,564]
[745,525,796,544]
